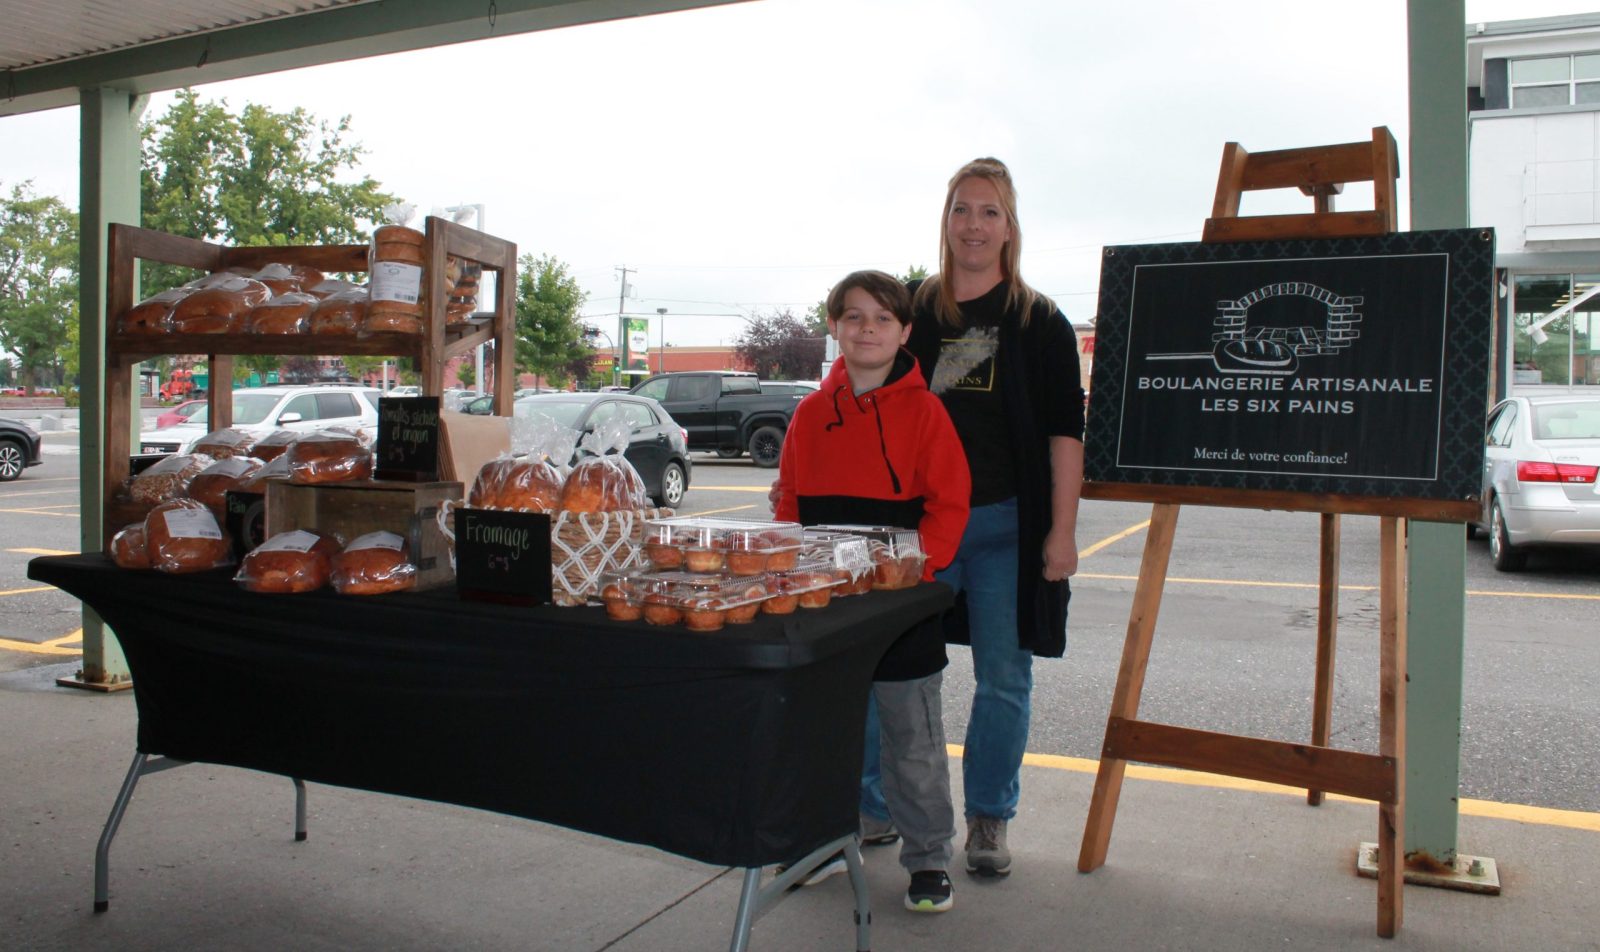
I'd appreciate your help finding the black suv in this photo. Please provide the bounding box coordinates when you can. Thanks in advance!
[0,417,45,481]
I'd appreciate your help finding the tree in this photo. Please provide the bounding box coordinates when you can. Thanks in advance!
[734,309,825,380]
[455,362,476,388]
[0,182,78,393]
[514,253,590,388]
[140,89,398,293]
[806,264,930,336]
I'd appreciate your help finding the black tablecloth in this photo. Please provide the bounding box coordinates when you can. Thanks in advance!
[30,555,952,868]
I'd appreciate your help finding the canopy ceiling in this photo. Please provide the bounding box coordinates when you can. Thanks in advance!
[1,0,745,117]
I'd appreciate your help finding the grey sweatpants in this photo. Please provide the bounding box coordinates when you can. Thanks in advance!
[874,672,956,873]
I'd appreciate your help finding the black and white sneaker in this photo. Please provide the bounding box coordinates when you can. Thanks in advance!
[860,812,900,847]
[904,870,954,913]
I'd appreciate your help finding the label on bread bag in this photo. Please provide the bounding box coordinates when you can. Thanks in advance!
[205,457,257,478]
[347,531,404,552]
[369,262,422,305]
[256,530,322,553]
[162,508,223,540]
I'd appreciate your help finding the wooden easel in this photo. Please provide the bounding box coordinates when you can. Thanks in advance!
[1077,128,1413,937]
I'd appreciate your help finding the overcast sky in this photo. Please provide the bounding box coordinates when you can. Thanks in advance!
[1,0,1592,346]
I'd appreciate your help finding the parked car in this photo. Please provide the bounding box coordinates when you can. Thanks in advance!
[137,385,383,455]
[1,387,27,396]
[388,385,422,397]
[154,398,207,429]
[1476,392,1600,571]
[629,371,800,467]
[514,392,691,508]
[442,389,483,412]
[463,394,496,415]
[0,416,44,481]
[758,380,820,396]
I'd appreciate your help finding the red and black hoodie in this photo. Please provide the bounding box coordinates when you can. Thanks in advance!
[774,349,970,680]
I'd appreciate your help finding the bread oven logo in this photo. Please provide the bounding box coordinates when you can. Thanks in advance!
[1147,282,1362,375]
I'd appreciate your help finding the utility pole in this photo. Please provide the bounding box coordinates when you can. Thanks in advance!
[614,265,634,388]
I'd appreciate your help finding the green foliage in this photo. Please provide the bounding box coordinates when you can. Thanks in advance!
[455,362,476,388]
[514,253,590,388]
[338,355,387,384]
[140,89,398,293]
[235,354,281,385]
[734,309,824,380]
[0,181,79,393]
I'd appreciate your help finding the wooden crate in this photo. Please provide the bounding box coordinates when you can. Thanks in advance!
[264,479,463,591]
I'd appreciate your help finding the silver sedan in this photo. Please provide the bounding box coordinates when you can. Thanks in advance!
[1478,392,1600,571]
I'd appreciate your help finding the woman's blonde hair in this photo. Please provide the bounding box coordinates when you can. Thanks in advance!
[914,156,1052,329]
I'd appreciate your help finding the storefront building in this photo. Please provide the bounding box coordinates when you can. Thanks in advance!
[1470,13,1600,398]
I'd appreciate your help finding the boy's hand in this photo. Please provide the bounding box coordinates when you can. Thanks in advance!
[1042,526,1077,580]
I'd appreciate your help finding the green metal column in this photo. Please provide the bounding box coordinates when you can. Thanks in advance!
[73,87,142,688]
[1405,0,1467,866]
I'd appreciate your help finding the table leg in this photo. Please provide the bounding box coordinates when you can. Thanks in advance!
[729,866,763,952]
[844,838,870,952]
[293,778,308,841]
[95,752,147,912]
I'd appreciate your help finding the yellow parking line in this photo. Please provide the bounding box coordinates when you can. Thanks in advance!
[0,508,79,518]
[0,489,80,499]
[0,586,56,597]
[6,548,75,556]
[691,504,759,517]
[690,486,775,493]
[1078,572,1600,601]
[1081,520,1150,559]
[948,746,1600,833]
[0,627,82,656]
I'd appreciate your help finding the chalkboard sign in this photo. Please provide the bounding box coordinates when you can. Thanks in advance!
[375,396,441,481]
[453,507,552,605]
[223,489,266,560]
[1083,228,1494,516]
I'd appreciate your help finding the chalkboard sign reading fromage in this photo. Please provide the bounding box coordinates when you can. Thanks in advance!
[454,507,553,605]
[376,396,441,482]
[1084,228,1494,517]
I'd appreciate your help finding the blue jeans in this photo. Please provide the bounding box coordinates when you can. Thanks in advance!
[863,498,1032,822]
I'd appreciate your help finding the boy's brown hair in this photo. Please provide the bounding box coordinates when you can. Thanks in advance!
[825,270,912,325]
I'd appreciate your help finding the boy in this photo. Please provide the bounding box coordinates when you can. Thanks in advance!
[772,270,970,913]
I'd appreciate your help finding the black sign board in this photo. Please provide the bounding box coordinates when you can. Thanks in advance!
[453,507,552,605]
[1084,228,1494,512]
[223,489,266,560]
[375,396,442,482]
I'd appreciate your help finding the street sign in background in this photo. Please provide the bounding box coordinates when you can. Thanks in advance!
[1084,228,1495,509]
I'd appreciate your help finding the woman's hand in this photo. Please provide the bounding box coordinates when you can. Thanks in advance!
[1043,525,1077,581]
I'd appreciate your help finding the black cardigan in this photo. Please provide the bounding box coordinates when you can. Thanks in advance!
[905,280,1085,658]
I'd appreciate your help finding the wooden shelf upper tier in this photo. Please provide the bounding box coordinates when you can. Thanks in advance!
[106,317,496,361]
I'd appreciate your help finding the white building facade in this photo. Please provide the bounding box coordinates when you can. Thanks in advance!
[1470,13,1600,397]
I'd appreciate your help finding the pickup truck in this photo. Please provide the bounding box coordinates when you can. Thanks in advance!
[629,371,802,468]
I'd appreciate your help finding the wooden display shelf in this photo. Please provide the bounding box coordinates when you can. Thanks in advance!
[100,219,517,546]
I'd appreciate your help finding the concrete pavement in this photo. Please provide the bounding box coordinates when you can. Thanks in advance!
[3,660,1595,951]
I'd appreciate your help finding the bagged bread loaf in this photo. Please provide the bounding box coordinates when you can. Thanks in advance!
[128,453,215,506]
[189,456,263,519]
[119,287,193,334]
[235,529,342,594]
[191,427,257,459]
[244,291,318,334]
[234,453,290,493]
[250,263,325,296]
[108,524,151,570]
[169,276,271,334]
[310,287,368,334]
[285,431,372,484]
[144,499,232,574]
[469,457,564,512]
[558,420,649,512]
[305,278,364,299]
[330,531,416,595]
[249,429,298,462]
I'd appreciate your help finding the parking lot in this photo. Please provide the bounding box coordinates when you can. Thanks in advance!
[4,446,1598,814]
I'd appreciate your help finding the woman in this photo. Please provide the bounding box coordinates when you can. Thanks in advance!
[874,156,1085,879]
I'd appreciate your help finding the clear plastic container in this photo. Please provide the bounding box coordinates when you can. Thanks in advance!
[762,558,847,613]
[598,568,773,629]
[803,525,926,591]
[799,531,875,596]
[639,516,803,574]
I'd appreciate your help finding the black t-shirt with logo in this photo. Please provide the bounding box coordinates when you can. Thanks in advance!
[926,282,1017,507]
